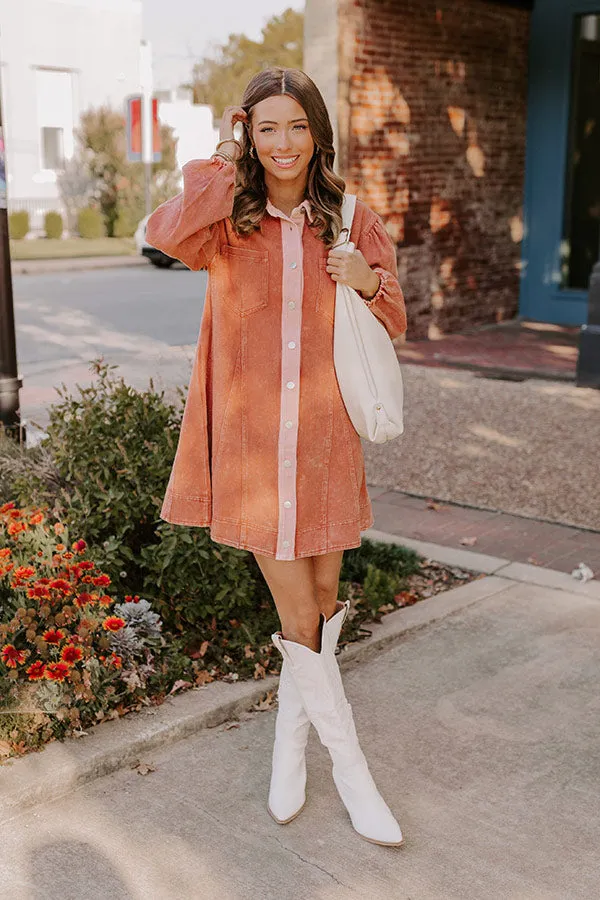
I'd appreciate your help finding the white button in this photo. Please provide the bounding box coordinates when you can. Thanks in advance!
[283,459,292,468]
[288,341,296,349]
[288,301,296,309]
[285,420,293,429]
[290,262,297,269]
[286,381,295,390]
[283,540,290,548]
[283,500,292,509]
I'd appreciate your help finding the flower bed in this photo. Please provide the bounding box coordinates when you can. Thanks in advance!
[0,363,477,761]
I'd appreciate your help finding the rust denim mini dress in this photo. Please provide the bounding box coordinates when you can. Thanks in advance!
[145,156,407,560]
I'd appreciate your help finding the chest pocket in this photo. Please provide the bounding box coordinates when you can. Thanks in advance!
[220,246,269,316]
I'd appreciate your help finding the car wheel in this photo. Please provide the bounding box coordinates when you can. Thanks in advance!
[151,257,174,268]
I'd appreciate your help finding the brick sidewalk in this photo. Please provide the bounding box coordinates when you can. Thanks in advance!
[369,486,600,579]
[400,320,579,381]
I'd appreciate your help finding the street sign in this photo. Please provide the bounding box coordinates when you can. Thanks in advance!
[125,95,161,163]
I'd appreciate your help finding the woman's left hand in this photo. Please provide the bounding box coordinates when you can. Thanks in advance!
[326,247,381,299]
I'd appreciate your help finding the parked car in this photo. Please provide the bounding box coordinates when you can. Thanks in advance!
[135,214,183,268]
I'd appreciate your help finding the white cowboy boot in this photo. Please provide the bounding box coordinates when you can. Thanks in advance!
[267,600,349,824]
[271,610,404,846]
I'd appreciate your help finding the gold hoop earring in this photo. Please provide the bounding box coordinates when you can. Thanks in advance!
[249,146,255,159]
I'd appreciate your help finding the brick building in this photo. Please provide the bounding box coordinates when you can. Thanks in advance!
[305,0,600,340]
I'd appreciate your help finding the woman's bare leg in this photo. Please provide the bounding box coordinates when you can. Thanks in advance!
[253,550,345,651]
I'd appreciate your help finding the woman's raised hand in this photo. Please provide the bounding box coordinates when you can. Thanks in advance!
[219,107,248,160]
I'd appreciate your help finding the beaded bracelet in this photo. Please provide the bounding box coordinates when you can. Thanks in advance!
[216,138,243,155]
[211,150,236,165]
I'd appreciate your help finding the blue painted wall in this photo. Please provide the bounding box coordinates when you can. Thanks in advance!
[520,0,599,324]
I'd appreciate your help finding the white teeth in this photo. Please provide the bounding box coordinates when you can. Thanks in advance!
[273,156,299,165]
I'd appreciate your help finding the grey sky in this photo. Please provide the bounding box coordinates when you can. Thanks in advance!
[142,0,305,91]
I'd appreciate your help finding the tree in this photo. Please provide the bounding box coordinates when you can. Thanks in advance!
[189,8,304,119]
[76,106,180,236]
[56,156,98,233]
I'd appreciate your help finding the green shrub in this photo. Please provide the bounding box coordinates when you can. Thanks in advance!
[140,522,262,635]
[77,206,105,239]
[44,210,64,239]
[341,537,420,584]
[8,210,29,240]
[113,206,138,238]
[27,361,180,588]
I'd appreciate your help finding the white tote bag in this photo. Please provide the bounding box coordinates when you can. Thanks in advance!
[333,194,405,443]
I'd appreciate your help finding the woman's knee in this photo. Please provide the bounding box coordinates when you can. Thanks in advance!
[253,552,320,641]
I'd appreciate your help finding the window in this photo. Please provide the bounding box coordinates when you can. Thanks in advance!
[561,14,600,290]
[35,68,74,172]
[41,126,64,170]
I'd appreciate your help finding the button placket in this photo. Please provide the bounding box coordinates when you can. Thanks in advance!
[275,213,304,560]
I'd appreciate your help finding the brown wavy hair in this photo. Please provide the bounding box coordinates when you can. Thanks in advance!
[232,67,345,246]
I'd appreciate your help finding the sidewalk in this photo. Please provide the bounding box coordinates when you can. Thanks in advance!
[2,553,598,899]
[11,255,147,275]
[400,319,580,382]
[370,486,600,578]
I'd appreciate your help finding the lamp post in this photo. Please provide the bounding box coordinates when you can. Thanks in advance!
[576,235,600,388]
[0,38,24,441]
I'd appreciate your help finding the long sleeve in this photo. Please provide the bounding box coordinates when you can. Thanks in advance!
[356,215,407,340]
[145,156,236,270]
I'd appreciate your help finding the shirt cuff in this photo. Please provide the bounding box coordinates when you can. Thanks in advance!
[361,267,391,305]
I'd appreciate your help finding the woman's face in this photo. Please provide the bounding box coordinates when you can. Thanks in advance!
[249,94,315,183]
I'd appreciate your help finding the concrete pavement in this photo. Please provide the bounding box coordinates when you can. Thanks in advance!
[1,556,599,899]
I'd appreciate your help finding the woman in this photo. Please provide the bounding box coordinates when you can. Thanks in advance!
[146,67,407,847]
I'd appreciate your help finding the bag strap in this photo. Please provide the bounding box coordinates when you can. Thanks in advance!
[340,193,357,243]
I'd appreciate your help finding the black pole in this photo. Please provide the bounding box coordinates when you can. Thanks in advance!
[0,41,24,441]
[575,245,600,389]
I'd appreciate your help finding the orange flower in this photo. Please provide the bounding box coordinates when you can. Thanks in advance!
[109,653,122,669]
[74,592,94,608]
[72,539,87,554]
[60,645,83,665]
[98,594,114,607]
[55,543,66,552]
[54,522,65,535]
[48,579,73,596]
[62,551,74,560]
[42,628,65,644]
[102,616,126,633]
[7,521,27,536]
[2,644,27,668]
[0,501,16,513]
[26,660,46,680]
[27,583,51,600]
[0,548,11,559]
[8,508,22,519]
[92,574,111,587]
[45,661,70,682]
[29,512,44,525]
[78,561,95,571]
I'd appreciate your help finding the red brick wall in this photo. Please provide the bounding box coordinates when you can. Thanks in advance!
[338,0,530,339]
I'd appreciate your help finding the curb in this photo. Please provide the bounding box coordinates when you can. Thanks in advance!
[11,256,148,275]
[2,528,597,815]
[364,528,600,600]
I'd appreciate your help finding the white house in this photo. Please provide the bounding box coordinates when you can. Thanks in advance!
[0,0,143,227]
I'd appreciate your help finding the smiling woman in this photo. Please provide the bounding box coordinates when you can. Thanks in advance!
[231,67,346,245]
[144,66,407,848]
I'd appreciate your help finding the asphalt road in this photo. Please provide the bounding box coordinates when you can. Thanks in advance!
[12,264,207,429]
[13,264,207,368]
